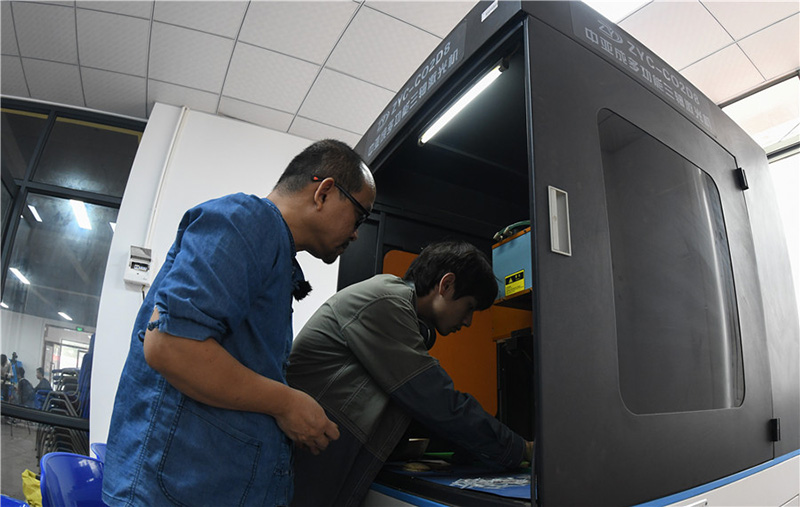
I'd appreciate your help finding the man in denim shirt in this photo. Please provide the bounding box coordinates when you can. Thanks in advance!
[103,139,375,506]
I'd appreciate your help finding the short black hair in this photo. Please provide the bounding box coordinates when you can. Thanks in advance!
[274,139,368,194]
[17,366,25,378]
[403,241,498,310]
[36,367,44,375]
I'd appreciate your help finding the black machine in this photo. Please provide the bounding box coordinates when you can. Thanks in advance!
[339,1,800,505]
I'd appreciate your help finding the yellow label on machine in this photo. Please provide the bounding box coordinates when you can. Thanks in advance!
[504,270,525,297]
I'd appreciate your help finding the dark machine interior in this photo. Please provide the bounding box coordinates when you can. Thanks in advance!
[371,33,530,244]
[358,29,537,504]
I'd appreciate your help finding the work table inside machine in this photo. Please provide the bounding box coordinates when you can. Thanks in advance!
[375,453,532,505]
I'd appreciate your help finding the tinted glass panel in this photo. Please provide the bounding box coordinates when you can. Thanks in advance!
[2,180,12,232]
[599,109,744,414]
[2,193,117,327]
[33,118,140,197]
[1,109,48,180]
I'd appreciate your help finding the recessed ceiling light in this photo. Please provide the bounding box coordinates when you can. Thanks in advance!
[58,312,73,321]
[723,77,800,152]
[28,205,43,222]
[9,268,30,285]
[581,0,651,23]
[70,200,92,230]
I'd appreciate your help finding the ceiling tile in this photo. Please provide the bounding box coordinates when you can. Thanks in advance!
[681,44,765,104]
[147,80,219,116]
[82,67,146,119]
[1,55,29,97]
[582,0,652,23]
[22,58,83,106]
[289,116,362,147]
[2,2,19,55]
[722,77,800,148]
[326,6,440,90]
[222,42,320,113]
[620,0,733,70]
[77,9,149,76]
[218,96,295,132]
[702,1,799,40]
[739,14,800,80]
[298,68,394,134]
[12,2,78,64]
[153,1,247,39]
[365,1,476,37]
[148,22,234,93]
[75,1,153,19]
[238,1,357,65]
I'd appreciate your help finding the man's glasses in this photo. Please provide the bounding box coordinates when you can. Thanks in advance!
[312,176,370,229]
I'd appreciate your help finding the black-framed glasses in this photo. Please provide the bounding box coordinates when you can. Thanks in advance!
[312,176,370,229]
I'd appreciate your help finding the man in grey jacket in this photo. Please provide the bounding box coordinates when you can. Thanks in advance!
[288,240,533,506]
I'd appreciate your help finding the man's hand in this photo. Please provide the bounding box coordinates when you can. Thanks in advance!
[275,388,340,455]
[143,308,339,453]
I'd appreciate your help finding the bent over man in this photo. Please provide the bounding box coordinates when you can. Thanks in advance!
[288,240,533,506]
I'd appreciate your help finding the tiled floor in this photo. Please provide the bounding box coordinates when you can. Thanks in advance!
[1,418,40,502]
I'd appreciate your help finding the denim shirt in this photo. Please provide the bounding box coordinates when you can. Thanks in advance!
[103,194,305,507]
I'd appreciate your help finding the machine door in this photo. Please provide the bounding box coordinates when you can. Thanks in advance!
[527,16,773,506]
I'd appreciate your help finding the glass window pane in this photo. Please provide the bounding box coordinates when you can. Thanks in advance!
[1,109,49,180]
[2,180,12,232]
[598,109,744,415]
[33,117,140,197]
[2,193,117,328]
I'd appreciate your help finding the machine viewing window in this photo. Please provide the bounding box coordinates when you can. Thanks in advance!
[598,109,744,415]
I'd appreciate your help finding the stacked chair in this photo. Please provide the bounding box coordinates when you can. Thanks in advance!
[35,336,95,460]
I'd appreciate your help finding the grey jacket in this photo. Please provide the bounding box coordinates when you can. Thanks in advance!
[287,274,525,506]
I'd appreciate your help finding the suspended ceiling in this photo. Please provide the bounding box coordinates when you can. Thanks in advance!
[1,0,798,151]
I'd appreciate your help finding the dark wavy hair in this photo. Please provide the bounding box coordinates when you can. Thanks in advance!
[274,139,367,194]
[403,241,498,310]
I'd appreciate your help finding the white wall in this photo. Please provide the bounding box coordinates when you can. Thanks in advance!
[91,104,339,444]
[1,311,54,374]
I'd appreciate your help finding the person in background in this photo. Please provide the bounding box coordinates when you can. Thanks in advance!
[15,366,35,408]
[102,139,376,506]
[34,367,52,392]
[288,241,534,507]
[1,354,11,401]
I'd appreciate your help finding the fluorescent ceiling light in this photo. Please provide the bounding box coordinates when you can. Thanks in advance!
[58,312,73,321]
[581,0,650,23]
[420,64,504,145]
[109,222,116,232]
[70,200,92,230]
[0,302,8,309]
[9,268,30,285]
[28,205,43,222]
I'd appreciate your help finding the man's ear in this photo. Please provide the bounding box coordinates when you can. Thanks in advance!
[438,272,456,297]
[313,177,336,211]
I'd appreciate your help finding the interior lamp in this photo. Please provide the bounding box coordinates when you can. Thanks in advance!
[419,63,505,145]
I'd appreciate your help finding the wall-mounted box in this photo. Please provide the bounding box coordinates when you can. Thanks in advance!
[123,246,152,287]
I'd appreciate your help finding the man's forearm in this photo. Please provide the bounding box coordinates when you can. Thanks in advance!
[141,308,340,453]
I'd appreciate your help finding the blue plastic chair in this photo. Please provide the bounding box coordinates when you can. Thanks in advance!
[90,443,106,463]
[39,452,106,507]
[0,494,30,506]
